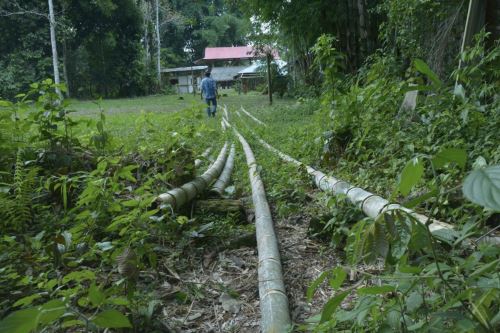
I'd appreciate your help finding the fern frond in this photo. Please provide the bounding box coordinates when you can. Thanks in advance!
[0,150,37,231]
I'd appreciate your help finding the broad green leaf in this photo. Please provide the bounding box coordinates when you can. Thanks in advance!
[386,308,402,329]
[107,297,130,306]
[404,186,437,208]
[462,165,500,211]
[62,270,96,283]
[320,290,349,323]
[307,271,328,302]
[414,59,442,88]
[122,199,139,207]
[357,285,395,295]
[0,308,39,333]
[407,320,426,331]
[398,158,424,196]
[385,212,411,260]
[0,100,12,107]
[115,165,137,182]
[88,284,105,307]
[92,309,132,328]
[398,263,422,274]
[38,300,66,325]
[13,294,41,308]
[329,267,347,290]
[432,148,467,170]
[454,318,477,332]
[62,319,85,328]
[431,228,459,245]
[406,291,423,313]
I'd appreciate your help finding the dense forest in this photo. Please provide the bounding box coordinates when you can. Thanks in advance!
[0,0,249,98]
[1,0,499,332]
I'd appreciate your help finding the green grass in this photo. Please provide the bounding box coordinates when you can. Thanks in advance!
[70,89,287,117]
[68,89,294,154]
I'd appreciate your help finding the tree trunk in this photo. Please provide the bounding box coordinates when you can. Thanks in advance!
[62,39,70,97]
[485,0,499,48]
[48,0,61,97]
[266,53,272,105]
[142,0,151,66]
[357,0,368,60]
[155,0,161,90]
[456,0,486,87]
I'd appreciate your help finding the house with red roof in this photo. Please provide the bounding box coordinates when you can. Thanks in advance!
[163,46,279,93]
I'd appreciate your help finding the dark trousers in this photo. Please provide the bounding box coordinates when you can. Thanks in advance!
[205,97,217,117]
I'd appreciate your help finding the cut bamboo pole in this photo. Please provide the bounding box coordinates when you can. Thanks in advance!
[211,143,236,196]
[158,143,228,210]
[241,122,500,245]
[240,106,267,126]
[222,117,231,129]
[234,128,291,332]
[194,147,212,168]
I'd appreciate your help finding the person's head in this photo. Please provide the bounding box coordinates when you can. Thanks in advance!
[205,71,211,77]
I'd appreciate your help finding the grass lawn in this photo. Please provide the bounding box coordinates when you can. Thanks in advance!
[67,89,294,156]
[68,89,293,149]
[70,89,290,117]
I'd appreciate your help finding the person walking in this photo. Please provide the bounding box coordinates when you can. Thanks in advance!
[200,71,218,117]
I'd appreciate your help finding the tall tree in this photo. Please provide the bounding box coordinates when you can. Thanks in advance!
[0,1,54,98]
[47,0,61,96]
[155,0,162,88]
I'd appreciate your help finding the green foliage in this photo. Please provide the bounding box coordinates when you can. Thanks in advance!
[0,82,232,332]
[398,157,424,196]
[378,0,465,76]
[240,30,500,332]
[463,166,500,211]
[0,151,37,231]
[92,309,132,328]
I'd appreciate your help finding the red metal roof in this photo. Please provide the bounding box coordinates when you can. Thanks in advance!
[203,46,255,60]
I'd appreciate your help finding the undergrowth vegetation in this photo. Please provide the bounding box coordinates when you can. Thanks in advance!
[234,34,499,332]
[0,28,498,333]
[0,81,250,332]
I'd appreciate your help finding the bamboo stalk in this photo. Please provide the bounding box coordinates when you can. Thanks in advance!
[210,143,236,196]
[158,143,228,209]
[223,104,230,120]
[194,147,212,168]
[241,121,500,245]
[240,106,267,126]
[234,128,291,332]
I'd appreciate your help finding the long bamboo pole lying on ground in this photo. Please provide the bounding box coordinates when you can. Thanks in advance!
[194,147,212,168]
[223,104,230,121]
[233,127,291,332]
[238,110,500,245]
[210,143,236,196]
[240,106,267,126]
[157,143,228,210]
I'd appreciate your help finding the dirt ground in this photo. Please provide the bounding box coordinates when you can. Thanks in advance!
[157,198,340,333]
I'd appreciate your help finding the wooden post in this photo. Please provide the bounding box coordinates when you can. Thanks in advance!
[192,67,195,96]
[266,53,272,105]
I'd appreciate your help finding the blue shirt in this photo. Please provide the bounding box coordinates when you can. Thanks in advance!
[201,77,217,99]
